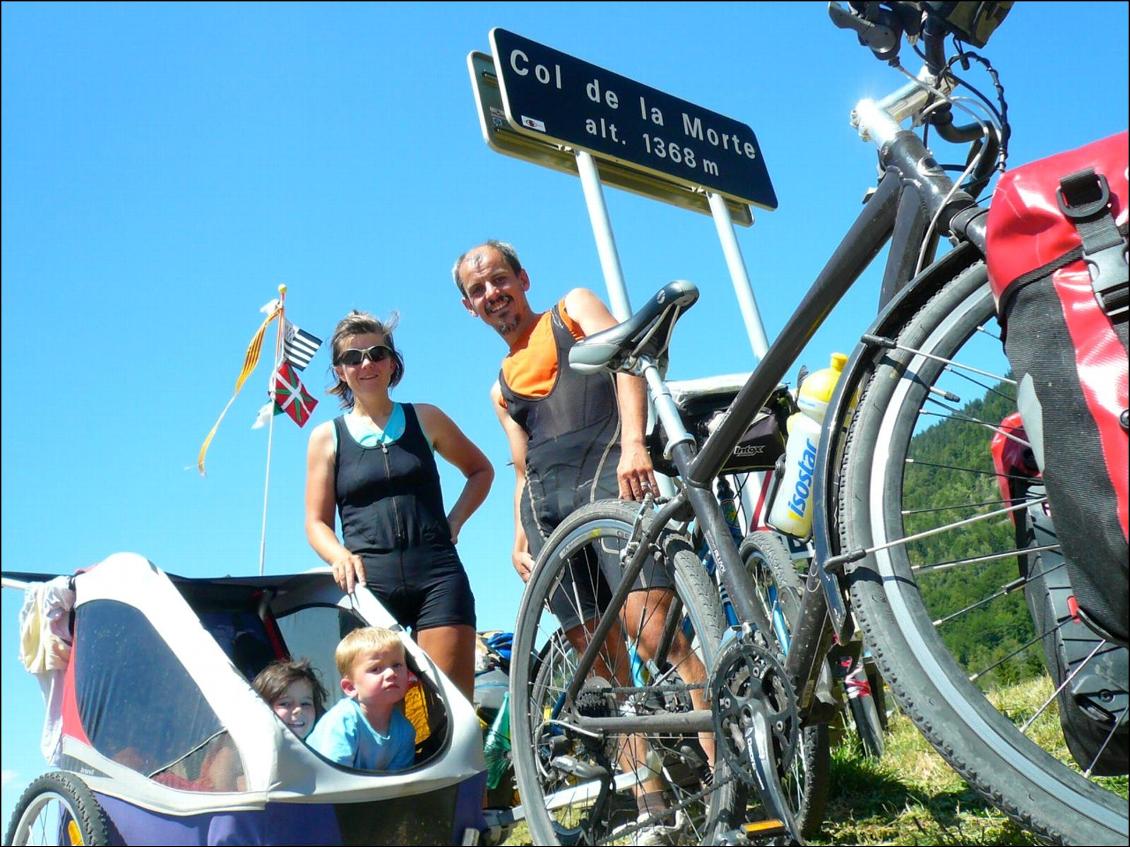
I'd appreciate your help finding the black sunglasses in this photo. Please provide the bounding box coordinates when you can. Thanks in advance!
[336,344,393,366]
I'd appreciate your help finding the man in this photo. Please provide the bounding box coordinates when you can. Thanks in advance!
[452,239,657,579]
[453,240,713,842]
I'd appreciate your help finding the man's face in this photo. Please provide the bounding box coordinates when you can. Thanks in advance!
[459,247,532,339]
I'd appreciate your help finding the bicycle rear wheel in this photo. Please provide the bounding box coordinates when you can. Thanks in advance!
[510,500,739,845]
[839,261,1128,844]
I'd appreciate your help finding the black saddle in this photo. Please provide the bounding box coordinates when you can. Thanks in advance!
[568,280,699,375]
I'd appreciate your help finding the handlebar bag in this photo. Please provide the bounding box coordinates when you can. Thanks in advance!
[986,129,1129,645]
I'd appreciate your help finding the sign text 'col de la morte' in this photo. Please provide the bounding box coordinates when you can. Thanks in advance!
[489,28,777,211]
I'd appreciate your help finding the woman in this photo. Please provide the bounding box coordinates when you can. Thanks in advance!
[305,311,492,699]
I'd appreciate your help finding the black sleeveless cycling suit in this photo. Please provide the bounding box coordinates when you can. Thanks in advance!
[334,404,476,630]
[499,305,670,629]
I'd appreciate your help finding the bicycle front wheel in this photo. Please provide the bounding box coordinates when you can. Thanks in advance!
[510,500,739,846]
[839,261,1128,844]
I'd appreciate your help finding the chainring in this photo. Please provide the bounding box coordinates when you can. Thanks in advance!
[709,634,800,786]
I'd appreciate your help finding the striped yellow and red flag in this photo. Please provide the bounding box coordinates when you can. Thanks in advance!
[197,300,283,475]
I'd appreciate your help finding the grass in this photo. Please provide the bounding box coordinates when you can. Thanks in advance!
[499,674,1128,845]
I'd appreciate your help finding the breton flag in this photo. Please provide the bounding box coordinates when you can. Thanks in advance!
[253,361,318,428]
[197,299,283,475]
[283,321,322,371]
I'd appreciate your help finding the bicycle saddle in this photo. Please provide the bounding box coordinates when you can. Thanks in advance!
[569,280,699,375]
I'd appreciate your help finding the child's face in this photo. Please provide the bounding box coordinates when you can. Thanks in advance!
[272,679,316,739]
[343,645,409,710]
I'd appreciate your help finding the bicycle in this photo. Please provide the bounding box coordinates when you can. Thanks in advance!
[508,3,1129,845]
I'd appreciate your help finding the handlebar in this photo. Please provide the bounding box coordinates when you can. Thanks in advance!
[833,0,1006,192]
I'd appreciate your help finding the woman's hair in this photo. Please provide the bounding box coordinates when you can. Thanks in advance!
[251,658,329,718]
[335,626,404,678]
[327,310,405,408]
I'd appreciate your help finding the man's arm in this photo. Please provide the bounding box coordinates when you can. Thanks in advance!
[562,287,658,501]
[491,382,537,581]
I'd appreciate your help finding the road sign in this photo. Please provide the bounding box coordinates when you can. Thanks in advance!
[468,51,753,226]
[488,28,777,211]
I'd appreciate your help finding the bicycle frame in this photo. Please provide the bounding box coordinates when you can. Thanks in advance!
[563,76,993,722]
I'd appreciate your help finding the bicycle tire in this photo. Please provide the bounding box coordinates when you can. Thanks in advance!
[510,499,738,846]
[5,771,116,846]
[839,260,1129,844]
[739,531,830,839]
[847,692,886,760]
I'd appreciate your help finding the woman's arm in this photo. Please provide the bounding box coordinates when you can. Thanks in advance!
[305,421,366,592]
[416,403,494,545]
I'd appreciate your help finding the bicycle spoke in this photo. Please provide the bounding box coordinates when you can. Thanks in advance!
[1021,639,1108,733]
[968,617,1069,683]
[932,562,1068,627]
[1085,709,1129,778]
[903,498,1014,515]
[912,543,1060,575]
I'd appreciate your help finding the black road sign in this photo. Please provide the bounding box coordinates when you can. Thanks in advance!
[468,51,753,226]
[489,28,777,211]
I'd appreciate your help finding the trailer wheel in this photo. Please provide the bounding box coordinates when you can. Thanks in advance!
[5,771,116,846]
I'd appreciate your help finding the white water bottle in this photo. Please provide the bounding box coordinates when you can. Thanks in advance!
[768,412,823,537]
[768,353,848,537]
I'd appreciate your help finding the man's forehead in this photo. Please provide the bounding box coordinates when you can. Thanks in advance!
[467,247,507,273]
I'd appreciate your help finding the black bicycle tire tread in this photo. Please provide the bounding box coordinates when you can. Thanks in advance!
[5,771,115,847]
[738,531,831,840]
[510,499,731,846]
[847,694,885,760]
[839,261,1127,845]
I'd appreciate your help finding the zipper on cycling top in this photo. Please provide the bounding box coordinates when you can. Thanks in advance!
[379,441,404,544]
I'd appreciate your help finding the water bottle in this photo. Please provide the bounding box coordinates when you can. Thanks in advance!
[482,691,512,790]
[768,353,847,537]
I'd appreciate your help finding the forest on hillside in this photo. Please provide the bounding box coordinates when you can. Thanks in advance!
[898,375,1046,684]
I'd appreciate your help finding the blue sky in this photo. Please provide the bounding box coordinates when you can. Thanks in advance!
[3,1,1127,827]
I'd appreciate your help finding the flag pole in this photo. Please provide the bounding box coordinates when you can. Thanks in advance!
[258,283,287,576]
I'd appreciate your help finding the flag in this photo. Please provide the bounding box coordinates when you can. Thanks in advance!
[197,300,283,475]
[271,361,318,427]
[284,321,322,371]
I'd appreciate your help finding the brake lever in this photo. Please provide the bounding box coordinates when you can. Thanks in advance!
[828,1,900,60]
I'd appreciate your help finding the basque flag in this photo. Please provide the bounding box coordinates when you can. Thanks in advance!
[268,361,318,427]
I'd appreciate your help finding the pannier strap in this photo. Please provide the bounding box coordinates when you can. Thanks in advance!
[1058,168,1129,318]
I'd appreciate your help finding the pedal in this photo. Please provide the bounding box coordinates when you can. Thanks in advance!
[550,754,609,781]
[744,818,789,839]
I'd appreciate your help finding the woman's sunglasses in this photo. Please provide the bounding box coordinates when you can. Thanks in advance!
[336,344,393,366]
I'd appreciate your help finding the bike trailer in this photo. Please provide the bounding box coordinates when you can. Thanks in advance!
[986,129,1129,646]
[6,553,486,846]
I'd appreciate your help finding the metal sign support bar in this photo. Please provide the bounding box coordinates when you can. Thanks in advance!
[708,191,769,361]
[575,149,633,321]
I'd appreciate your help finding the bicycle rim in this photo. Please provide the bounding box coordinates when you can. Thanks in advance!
[511,500,738,846]
[841,262,1128,844]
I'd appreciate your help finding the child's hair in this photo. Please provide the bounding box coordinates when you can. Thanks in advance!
[251,658,329,718]
[335,626,404,678]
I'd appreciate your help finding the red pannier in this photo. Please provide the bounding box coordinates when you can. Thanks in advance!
[986,130,1129,645]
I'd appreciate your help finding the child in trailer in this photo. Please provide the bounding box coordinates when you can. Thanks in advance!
[307,626,416,772]
[252,658,329,740]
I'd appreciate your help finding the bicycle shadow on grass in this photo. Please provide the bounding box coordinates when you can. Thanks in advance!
[813,749,1035,845]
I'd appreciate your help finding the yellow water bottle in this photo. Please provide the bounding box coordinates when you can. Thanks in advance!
[768,353,848,537]
[797,353,848,424]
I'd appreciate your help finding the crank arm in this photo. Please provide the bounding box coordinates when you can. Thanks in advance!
[744,700,803,844]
